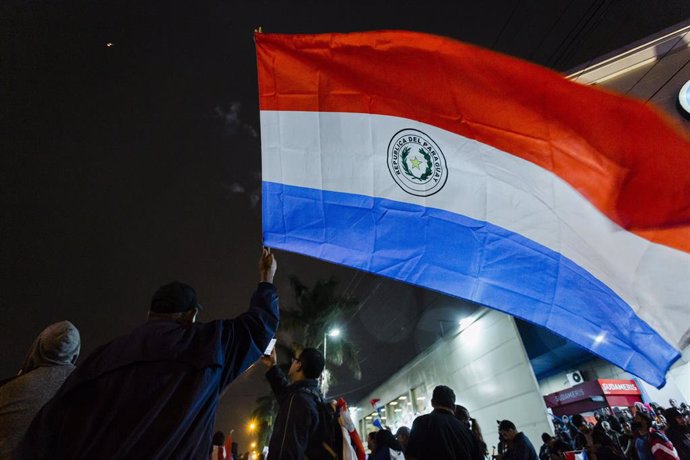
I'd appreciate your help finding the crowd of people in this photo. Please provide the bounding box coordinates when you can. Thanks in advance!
[360,393,690,460]
[358,385,543,460]
[539,404,690,460]
[0,247,688,460]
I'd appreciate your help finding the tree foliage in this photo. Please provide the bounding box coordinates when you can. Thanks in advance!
[281,276,362,379]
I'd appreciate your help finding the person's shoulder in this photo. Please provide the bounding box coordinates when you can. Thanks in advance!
[412,412,431,423]
[287,387,321,419]
[430,409,462,426]
[290,385,320,405]
[195,319,226,330]
[410,412,433,431]
[520,432,535,443]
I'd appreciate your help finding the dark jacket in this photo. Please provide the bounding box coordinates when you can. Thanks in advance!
[540,443,551,460]
[18,283,279,460]
[406,408,481,460]
[266,366,320,460]
[505,432,539,460]
[665,425,690,460]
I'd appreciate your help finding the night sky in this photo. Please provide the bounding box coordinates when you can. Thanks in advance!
[2,0,689,451]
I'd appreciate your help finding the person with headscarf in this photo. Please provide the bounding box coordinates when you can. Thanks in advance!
[0,320,80,459]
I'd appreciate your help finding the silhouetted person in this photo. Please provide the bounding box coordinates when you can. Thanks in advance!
[211,431,228,459]
[456,404,488,458]
[371,429,403,460]
[395,426,410,453]
[406,385,481,460]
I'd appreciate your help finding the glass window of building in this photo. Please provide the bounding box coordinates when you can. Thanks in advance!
[411,386,429,415]
[386,393,415,431]
[361,412,378,437]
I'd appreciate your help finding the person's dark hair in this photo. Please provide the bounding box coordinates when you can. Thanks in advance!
[455,405,470,425]
[542,433,552,443]
[498,420,516,432]
[664,408,683,427]
[571,414,586,427]
[375,429,402,453]
[395,426,410,439]
[150,281,201,313]
[635,411,652,425]
[472,416,488,455]
[212,431,225,446]
[455,403,486,453]
[297,347,325,379]
[431,385,456,409]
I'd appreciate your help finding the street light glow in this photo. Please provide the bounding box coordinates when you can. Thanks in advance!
[328,328,341,337]
[248,421,256,431]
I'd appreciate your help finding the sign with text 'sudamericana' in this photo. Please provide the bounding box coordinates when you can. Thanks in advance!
[597,379,640,395]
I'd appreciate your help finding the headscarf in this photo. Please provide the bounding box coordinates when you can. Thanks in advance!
[19,320,81,375]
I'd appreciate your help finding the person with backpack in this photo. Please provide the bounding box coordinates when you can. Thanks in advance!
[261,346,327,459]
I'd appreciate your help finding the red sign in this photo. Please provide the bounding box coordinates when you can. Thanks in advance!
[597,379,640,395]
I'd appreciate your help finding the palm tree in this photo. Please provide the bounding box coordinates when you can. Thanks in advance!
[281,276,362,382]
[250,393,278,450]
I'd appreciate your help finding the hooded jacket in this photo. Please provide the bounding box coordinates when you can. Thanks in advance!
[0,320,80,459]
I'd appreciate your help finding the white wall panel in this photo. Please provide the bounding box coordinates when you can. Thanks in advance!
[356,309,551,451]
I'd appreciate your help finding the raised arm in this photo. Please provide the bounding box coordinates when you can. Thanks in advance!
[219,248,280,387]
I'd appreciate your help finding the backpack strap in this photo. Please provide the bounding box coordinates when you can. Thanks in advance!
[297,387,340,460]
[297,386,324,402]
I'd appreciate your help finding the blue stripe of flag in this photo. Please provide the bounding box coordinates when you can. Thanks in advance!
[262,181,679,387]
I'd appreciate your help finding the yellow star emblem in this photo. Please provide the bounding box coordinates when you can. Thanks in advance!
[410,157,422,170]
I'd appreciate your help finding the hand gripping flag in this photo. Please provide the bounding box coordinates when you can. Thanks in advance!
[255,31,690,387]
